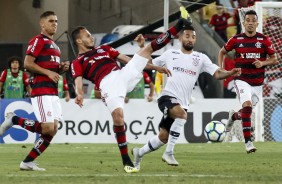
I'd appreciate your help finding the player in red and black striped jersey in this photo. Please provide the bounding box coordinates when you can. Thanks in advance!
[218,10,278,153]
[70,8,191,173]
[0,11,69,171]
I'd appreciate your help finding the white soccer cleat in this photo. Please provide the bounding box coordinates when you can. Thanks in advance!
[245,141,257,154]
[123,165,138,173]
[0,112,15,136]
[226,110,235,132]
[20,161,46,171]
[132,147,142,170]
[162,152,179,166]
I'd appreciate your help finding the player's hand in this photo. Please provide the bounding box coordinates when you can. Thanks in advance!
[147,95,153,102]
[47,70,60,83]
[252,59,264,68]
[61,61,70,72]
[230,68,241,77]
[134,34,145,48]
[65,95,70,102]
[75,94,84,107]
[155,66,172,77]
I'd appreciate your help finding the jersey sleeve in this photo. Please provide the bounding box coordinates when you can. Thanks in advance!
[152,50,169,66]
[26,36,44,57]
[23,72,30,86]
[0,70,7,82]
[71,60,83,79]
[102,45,120,59]
[201,54,219,75]
[143,71,152,84]
[224,36,235,51]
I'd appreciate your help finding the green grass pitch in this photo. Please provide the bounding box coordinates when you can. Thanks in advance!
[0,142,282,184]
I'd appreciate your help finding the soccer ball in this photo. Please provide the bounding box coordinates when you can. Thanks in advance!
[204,121,226,142]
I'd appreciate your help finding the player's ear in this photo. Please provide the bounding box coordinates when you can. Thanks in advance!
[76,38,82,45]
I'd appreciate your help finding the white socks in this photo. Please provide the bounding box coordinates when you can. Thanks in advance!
[165,118,186,153]
[139,135,165,157]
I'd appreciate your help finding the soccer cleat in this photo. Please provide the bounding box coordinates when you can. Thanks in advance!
[20,161,46,171]
[123,165,139,173]
[225,110,235,132]
[0,112,15,136]
[180,6,192,25]
[162,152,179,166]
[132,147,142,170]
[245,141,257,154]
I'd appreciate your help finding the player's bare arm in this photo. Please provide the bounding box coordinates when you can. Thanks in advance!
[116,54,131,65]
[74,76,84,107]
[218,47,228,68]
[252,54,278,68]
[24,55,60,83]
[213,68,241,80]
[59,60,70,74]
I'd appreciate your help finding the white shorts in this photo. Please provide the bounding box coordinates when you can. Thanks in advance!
[31,95,63,123]
[234,80,262,107]
[100,54,147,112]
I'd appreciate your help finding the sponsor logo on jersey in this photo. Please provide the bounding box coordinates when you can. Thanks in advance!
[50,55,60,63]
[255,41,262,48]
[94,55,110,60]
[97,49,105,53]
[173,67,196,76]
[239,43,244,47]
[240,53,260,59]
[237,37,244,40]
[257,37,263,40]
[246,53,260,59]
[156,32,169,44]
[31,38,38,53]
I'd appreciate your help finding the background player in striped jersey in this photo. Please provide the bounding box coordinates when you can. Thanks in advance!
[218,10,278,153]
[132,25,241,170]
[0,11,70,171]
[70,8,192,173]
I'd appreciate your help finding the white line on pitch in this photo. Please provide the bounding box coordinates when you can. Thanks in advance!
[6,174,233,177]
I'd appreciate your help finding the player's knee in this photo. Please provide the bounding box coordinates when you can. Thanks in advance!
[41,124,56,136]
[112,111,124,126]
[174,111,187,120]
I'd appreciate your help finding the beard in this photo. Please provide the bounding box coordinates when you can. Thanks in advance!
[182,43,194,51]
[86,45,95,49]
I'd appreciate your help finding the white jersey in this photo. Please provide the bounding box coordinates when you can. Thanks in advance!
[153,49,219,109]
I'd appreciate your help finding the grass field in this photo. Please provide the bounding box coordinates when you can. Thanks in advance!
[0,142,282,184]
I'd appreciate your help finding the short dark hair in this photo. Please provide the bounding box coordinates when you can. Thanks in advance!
[244,10,258,20]
[8,56,22,69]
[71,26,86,46]
[180,25,195,34]
[40,11,56,19]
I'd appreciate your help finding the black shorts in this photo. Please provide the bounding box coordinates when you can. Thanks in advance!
[157,95,180,132]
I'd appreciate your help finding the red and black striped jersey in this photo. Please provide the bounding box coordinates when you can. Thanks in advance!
[209,13,231,31]
[26,34,61,96]
[224,32,275,86]
[71,45,120,89]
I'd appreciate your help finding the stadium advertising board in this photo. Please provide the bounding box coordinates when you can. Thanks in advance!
[1,99,242,144]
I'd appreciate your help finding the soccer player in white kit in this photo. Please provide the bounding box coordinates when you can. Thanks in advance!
[132,25,241,170]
